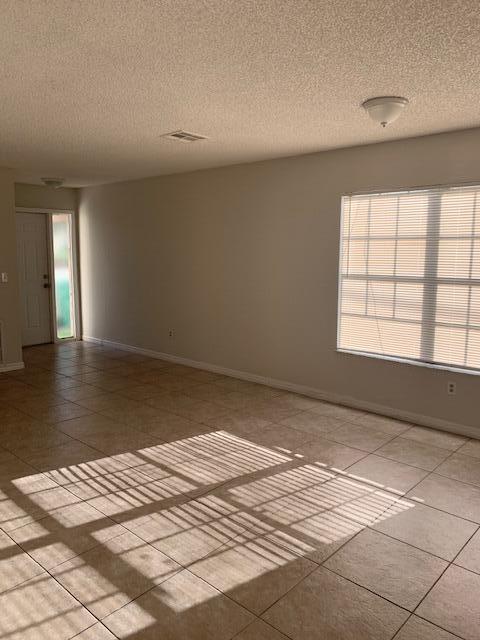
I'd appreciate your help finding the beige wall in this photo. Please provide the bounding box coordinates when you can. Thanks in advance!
[15,183,77,211]
[0,169,22,366]
[79,128,480,433]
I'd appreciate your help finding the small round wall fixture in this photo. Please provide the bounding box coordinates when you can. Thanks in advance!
[41,177,64,189]
[362,96,409,127]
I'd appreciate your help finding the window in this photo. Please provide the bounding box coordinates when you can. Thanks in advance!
[51,213,75,339]
[338,185,480,372]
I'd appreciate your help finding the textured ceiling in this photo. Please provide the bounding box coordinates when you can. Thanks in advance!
[2,0,480,186]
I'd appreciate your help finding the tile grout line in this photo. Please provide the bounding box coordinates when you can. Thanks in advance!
[319,564,468,640]
[0,522,121,638]
[256,469,434,634]
[2,343,479,640]
[4,376,480,540]
[262,437,479,638]
[409,514,480,637]
[0,416,404,637]
[3,371,480,536]
[2,358,320,634]
[324,441,480,639]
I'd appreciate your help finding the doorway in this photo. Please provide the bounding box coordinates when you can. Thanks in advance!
[16,210,79,346]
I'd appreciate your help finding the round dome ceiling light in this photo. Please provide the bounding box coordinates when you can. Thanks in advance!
[362,96,409,127]
[41,177,64,189]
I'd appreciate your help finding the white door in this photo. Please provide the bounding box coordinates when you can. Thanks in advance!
[16,212,52,345]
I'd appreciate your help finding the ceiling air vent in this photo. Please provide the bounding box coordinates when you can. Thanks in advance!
[162,130,208,143]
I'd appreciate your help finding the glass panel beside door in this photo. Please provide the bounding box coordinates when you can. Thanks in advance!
[51,213,75,340]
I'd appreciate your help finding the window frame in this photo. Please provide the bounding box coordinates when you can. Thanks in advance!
[336,182,480,377]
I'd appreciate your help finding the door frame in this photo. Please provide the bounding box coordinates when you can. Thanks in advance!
[16,207,81,344]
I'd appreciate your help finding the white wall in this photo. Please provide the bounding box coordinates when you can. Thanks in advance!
[0,169,22,367]
[79,128,480,434]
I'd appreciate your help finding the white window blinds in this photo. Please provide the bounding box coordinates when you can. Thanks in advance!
[338,185,480,372]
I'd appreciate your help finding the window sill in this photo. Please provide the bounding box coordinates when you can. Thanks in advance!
[337,348,480,377]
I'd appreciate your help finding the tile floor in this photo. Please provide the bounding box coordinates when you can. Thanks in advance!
[0,341,479,639]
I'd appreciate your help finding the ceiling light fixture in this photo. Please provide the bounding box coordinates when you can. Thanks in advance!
[41,177,64,189]
[362,96,409,127]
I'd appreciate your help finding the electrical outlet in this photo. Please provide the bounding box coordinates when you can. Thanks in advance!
[447,381,456,395]
[168,329,175,338]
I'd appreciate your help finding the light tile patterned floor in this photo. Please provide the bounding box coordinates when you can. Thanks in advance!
[0,341,479,639]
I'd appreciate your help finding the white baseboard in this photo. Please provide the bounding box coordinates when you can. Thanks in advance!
[82,335,479,440]
[0,361,25,373]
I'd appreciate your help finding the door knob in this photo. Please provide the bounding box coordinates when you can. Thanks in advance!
[43,283,51,288]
